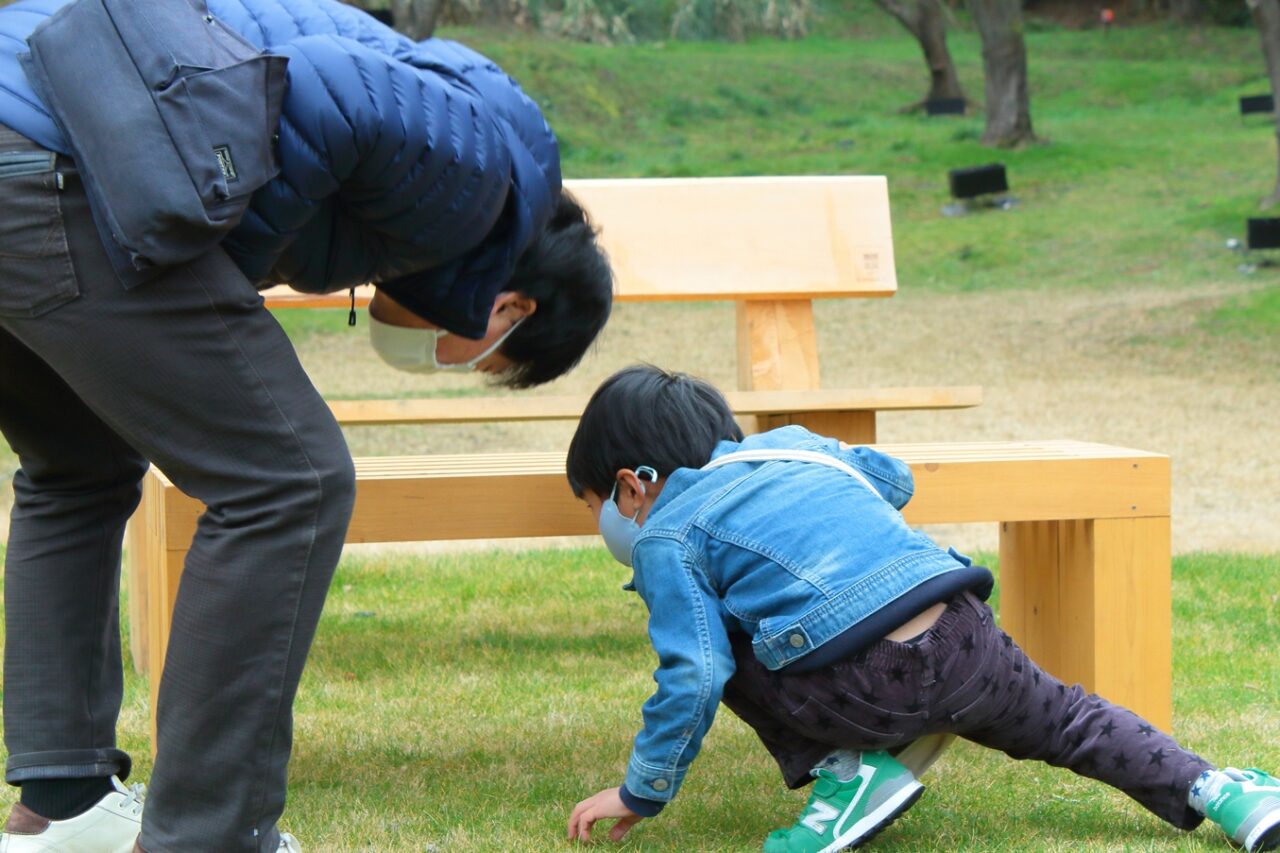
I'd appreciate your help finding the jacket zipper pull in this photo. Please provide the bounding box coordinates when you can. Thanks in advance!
[348,288,357,327]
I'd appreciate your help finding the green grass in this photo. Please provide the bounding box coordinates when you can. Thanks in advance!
[2,546,1272,851]
[1202,283,1280,340]
[289,549,1278,852]
[271,308,358,343]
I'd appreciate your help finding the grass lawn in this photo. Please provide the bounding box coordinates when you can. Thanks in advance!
[4,545,1270,852]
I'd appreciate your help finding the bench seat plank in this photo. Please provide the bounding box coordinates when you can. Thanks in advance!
[325,387,983,426]
[144,441,1168,547]
[131,439,1174,737]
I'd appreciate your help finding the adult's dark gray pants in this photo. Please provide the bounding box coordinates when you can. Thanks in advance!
[0,123,356,852]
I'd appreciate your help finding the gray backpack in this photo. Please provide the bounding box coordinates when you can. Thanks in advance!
[21,0,288,283]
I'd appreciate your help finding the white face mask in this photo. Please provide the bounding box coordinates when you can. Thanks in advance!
[368,315,524,374]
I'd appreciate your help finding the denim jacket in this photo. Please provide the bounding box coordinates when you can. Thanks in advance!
[618,426,990,811]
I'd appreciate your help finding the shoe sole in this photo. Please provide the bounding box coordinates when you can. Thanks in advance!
[818,781,925,853]
[1249,813,1280,852]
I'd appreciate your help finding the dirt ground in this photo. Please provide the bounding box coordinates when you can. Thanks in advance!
[1,281,1276,556]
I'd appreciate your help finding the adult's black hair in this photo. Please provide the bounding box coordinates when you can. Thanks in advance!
[567,364,744,498]
[497,190,613,388]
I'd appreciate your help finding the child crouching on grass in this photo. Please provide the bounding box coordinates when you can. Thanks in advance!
[563,364,1280,853]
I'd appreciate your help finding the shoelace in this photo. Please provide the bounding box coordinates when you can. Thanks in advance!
[117,783,147,817]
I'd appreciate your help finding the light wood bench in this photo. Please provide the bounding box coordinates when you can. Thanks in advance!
[130,440,1173,748]
[264,175,901,396]
[258,176,979,445]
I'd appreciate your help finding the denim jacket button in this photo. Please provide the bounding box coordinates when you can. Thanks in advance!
[651,779,669,792]
[789,633,805,648]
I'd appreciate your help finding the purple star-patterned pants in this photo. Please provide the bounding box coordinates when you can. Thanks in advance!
[722,591,1213,830]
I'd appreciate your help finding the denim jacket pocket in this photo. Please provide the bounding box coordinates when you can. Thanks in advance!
[0,152,79,318]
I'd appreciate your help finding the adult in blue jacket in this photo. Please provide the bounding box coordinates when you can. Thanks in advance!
[0,0,612,851]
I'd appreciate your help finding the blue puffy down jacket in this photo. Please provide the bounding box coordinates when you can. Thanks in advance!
[0,0,560,337]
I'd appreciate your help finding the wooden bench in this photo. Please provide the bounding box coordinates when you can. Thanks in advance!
[129,440,1173,748]
[128,174,989,672]
[127,175,1007,748]
[257,176,979,446]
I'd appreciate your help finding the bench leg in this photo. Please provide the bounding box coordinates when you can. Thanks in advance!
[998,517,1173,731]
[143,501,187,753]
[125,468,173,676]
[736,300,821,391]
[758,411,876,445]
[124,516,149,676]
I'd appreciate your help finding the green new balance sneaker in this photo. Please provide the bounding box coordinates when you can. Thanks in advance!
[1201,768,1280,852]
[763,751,924,853]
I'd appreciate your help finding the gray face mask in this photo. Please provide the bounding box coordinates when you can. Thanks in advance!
[368,315,524,374]
[597,466,658,567]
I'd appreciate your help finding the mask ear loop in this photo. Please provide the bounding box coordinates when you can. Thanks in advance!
[434,316,527,371]
[609,466,660,519]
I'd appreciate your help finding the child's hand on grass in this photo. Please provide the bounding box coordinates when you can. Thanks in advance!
[567,787,643,843]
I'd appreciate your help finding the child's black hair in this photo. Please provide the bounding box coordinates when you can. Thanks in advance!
[567,364,744,498]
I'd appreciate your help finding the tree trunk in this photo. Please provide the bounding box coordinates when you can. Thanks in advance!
[968,0,1036,147]
[874,0,966,106]
[1249,0,1280,208]
[389,0,446,39]
[1170,0,1205,23]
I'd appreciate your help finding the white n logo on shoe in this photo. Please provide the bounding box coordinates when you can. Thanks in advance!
[800,800,841,835]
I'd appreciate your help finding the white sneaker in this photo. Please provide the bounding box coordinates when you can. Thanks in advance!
[0,777,143,853]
